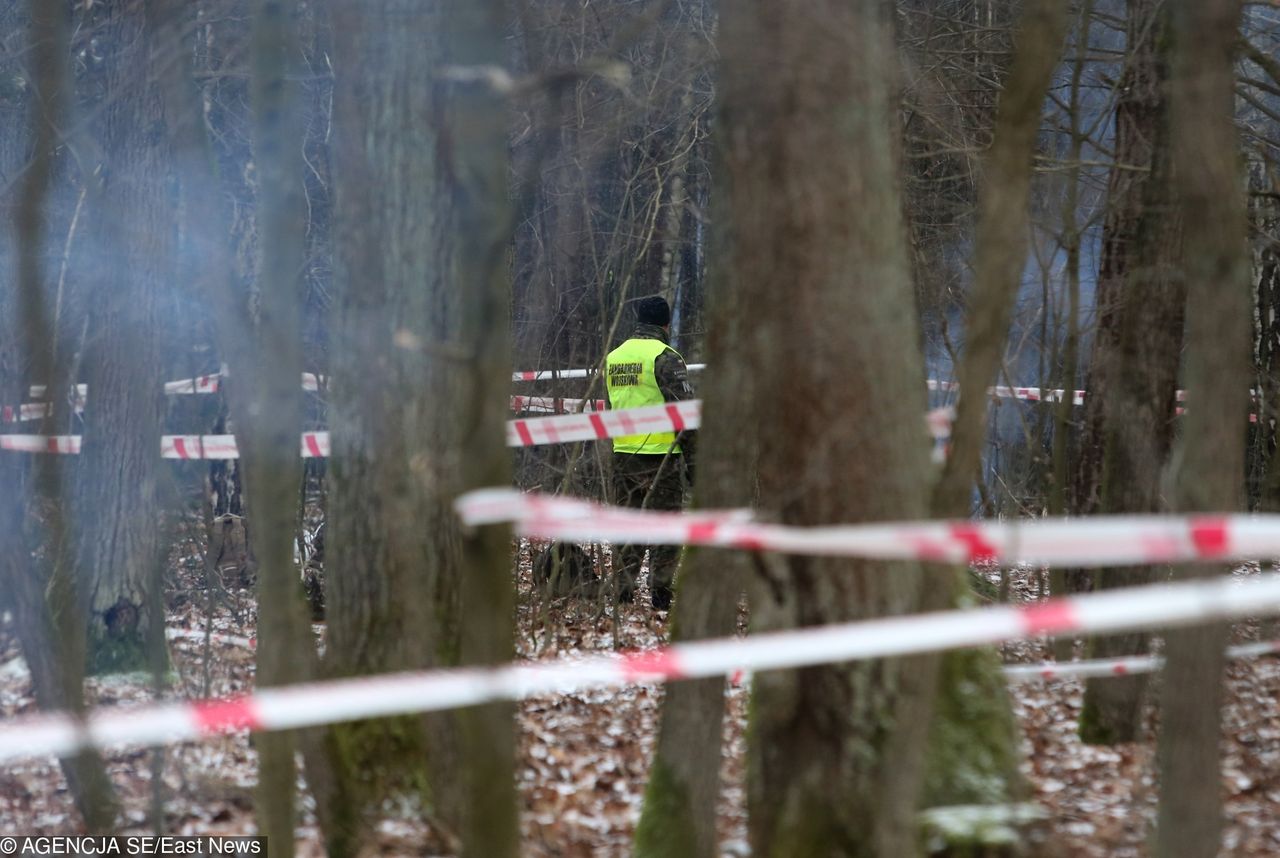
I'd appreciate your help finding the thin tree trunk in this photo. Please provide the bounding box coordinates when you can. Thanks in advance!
[720,2,935,853]
[920,0,1069,819]
[246,0,311,851]
[931,0,1070,518]
[446,3,519,856]
[1154,0,1250,852]
[1048,1,1091,663]
[7,0,118,828]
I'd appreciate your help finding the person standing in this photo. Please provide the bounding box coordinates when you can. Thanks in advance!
[605,295,696,610]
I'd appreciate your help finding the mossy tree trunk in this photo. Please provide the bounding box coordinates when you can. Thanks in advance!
[1154,0,1250,853]
[924,0,1069,816]
[718,1,936,853]
[321,3,516,854]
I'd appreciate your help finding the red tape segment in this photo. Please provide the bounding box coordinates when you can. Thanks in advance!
[456,488,1280,570]
[2,572,1280,763]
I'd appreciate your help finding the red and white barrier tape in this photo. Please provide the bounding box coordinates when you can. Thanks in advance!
[511,363,708,382]
[24,371,324,402]
[458,488,1280,569]
[2,571,1280,763]
[1004,640,1280,682]
[0,400,693,458]
[509,395,606,414]
[507,401,700,447]
[0,433,330,459]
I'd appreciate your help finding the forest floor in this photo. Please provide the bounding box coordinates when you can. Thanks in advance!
[2,524,1280,856]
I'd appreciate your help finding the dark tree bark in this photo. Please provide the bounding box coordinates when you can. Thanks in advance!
[1154,0,1250,852]
[1078,0,1184,746]
[719,1,935,853]
[1073,0,1173,519]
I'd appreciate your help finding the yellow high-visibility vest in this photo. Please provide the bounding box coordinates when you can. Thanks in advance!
[605,337,683,455]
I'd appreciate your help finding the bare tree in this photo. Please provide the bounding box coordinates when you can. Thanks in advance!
[1154,0,1251,852]
[7,0,118,830]
[1078,0,1185,746]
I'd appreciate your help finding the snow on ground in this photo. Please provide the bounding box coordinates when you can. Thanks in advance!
[2,530,1280,856]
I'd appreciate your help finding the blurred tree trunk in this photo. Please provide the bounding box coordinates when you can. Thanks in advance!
[148,0,315,846]
[1078,0,1184,746]
[448,4,519,857]
[634,156,758,858]
[245,0,312,851]
[719,1,936,853]
[1154,0,1250,853]
[72,0,170,678]
[321,3,516,855]
[4,0,118,829]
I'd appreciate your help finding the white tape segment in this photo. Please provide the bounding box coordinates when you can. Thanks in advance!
[1005,640,1280,682]
[1,570,1280,763]
[457,488,1280,569]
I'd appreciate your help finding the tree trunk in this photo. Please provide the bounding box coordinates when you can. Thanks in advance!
[72,0,171,678]
[719,2,935,853]
[245,0,312,851]
[931,0,1069,518]
[634,155,758,858]
[322,3,516,853]
[1078,0,1184,746]
[5,0,118,829]
[446,4,519,856]
[1154,0,1250,853]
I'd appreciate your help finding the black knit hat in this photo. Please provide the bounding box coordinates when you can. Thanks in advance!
[635,296,671,327]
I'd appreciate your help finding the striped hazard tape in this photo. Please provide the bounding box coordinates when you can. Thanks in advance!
[457,488,1280,569]
[0,433,330,459]
[1,570,1279,763]
[0,401,693,458]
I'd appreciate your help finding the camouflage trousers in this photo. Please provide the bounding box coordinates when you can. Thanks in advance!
[610,452,687,605]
